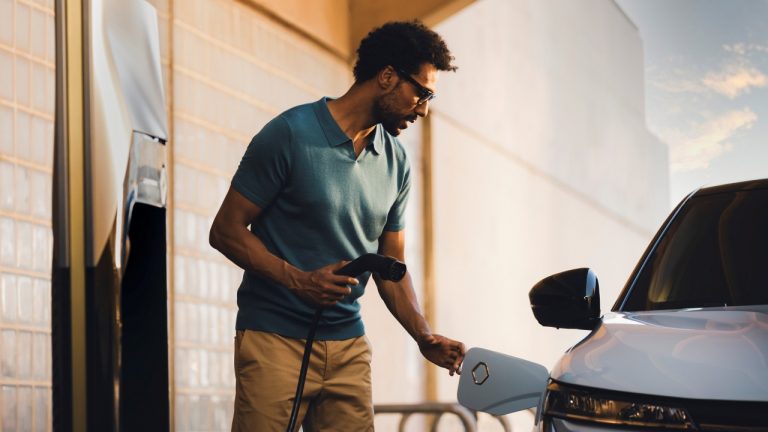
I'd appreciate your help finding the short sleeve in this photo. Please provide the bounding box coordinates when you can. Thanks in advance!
[383,157,411,232]
[232,116,293,208]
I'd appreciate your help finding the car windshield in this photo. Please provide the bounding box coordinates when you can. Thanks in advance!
[622,188,768,311]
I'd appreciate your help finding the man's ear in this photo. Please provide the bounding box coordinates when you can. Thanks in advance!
[377,66,396,91]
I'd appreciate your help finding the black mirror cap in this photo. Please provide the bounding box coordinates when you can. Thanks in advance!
[529,268,601,330]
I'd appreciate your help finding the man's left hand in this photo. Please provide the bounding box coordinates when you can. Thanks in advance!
[417,334,466,376]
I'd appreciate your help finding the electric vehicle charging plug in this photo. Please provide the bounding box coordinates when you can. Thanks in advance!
[334,253,406,281]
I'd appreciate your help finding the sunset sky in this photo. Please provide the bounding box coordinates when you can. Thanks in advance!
[617,0,768,207]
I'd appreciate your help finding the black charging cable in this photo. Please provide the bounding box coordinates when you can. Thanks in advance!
[285,254,406,432]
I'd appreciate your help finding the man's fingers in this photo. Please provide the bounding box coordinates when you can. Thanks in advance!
[330,260,350,271]
[329,274,358,286]
[322,282,352,296]
[448,357,460,376]
[452,356,463,373]
[453,341,466,355]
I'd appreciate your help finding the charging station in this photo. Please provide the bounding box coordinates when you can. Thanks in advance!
[52,1,169,430]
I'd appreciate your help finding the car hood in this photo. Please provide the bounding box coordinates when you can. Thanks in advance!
[551,306,768,401]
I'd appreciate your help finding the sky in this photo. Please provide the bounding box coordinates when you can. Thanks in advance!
[616,0,768,207]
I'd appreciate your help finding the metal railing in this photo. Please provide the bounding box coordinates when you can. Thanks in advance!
[374,402,512,432]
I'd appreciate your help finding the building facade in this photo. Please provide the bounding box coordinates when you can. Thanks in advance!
[430,1,668,428]
[0,0,667,430]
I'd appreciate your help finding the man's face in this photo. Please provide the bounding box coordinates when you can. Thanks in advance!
[374,63,439,136]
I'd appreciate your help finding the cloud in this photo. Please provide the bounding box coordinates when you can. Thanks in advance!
[723,43,747,55]
[702,63,768,98]
[651,44,768,100]
[661,108,758,172]
[723,42,768,54]
[649,66,708,94]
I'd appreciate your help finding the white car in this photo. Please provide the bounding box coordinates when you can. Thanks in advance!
[459,179,768,431]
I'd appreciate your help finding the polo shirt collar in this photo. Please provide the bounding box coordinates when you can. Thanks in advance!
[314,97,383,155]
[370,125,384,155]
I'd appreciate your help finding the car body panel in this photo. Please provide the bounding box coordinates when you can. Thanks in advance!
[551,308,768,401]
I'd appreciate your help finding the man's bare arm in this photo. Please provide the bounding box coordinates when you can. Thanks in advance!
[209,186,356,306]
[374,230,465,375]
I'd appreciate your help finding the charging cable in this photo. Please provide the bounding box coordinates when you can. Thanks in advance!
[285,254,406,432]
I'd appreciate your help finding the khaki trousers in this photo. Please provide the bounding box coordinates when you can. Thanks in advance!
[232,330,374,432]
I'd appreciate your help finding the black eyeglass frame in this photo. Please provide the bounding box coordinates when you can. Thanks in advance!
[395,68,436,105]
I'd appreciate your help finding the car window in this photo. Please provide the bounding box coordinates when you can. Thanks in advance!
[623,189,768,311]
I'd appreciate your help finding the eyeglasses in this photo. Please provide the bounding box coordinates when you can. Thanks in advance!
[396,68,436,105]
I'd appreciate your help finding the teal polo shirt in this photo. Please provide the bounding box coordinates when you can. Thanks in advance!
[231,97,411,340]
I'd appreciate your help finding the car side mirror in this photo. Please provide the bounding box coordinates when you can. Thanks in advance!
[529,268,600,330]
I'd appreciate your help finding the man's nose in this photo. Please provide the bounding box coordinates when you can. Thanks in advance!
[415,101,429,117]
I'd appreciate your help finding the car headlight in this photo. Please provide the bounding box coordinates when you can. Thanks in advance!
[543,381,695,429]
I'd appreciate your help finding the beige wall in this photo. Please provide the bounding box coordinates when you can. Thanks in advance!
[0,0,55,430]
[434,0,667,234]
[429,0,669,429]
[348,0,475,50]
[243,0,351,58]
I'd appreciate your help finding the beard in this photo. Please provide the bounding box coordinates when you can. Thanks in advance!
[373,89,417,136]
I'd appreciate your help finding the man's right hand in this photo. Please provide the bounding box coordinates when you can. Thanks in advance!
[290,261,359,307]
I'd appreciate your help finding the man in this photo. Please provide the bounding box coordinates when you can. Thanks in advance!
[210,20,465,431]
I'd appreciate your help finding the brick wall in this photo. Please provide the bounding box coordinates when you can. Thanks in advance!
[0,0,55,430]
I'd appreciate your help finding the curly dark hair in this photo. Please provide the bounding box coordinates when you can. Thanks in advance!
[353,20,457,82]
